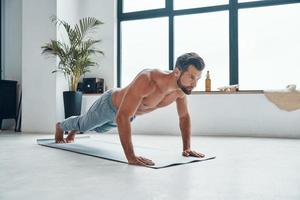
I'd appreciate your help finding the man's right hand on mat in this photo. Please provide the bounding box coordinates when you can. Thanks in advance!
[128,156,155,166]
[182,149,205,158]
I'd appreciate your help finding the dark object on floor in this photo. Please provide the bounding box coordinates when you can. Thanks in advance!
[0,80,17,131]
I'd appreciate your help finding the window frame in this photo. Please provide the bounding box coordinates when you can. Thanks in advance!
[117,0,300,88]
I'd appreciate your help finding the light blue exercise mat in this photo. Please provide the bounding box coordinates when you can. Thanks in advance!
[37,136,215,169]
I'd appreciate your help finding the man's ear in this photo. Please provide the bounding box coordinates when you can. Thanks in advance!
[174,68,181,78]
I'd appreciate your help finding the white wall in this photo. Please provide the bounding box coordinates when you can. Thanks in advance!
[82,93,300,138]
[77,0,117,90]
[53,0,117,122]
[55,0,81,122]
[130,93,300,138]
[22,0,57,132]
[20,0,116,130]
[2,0,22,83]
[0,0,3,79]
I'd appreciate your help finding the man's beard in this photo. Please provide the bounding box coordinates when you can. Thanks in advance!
[177,75,192,95]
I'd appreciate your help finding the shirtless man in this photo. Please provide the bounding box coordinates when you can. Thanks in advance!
[55,52,205,166]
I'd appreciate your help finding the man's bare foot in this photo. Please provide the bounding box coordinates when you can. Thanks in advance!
[65,130,79,143]
[55,122,65,143]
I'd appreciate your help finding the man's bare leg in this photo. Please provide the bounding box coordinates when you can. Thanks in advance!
[65,130,79,143]
[55,122,65,143]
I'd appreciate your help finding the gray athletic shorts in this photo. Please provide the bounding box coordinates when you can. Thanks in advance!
[60,89,135,133]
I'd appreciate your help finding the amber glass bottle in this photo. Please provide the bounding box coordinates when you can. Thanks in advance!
[205,71,211,92]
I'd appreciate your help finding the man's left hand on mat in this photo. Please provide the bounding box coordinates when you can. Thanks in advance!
[182,149,205,158]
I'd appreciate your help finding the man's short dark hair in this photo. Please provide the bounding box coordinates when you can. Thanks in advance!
[175,52,205,72]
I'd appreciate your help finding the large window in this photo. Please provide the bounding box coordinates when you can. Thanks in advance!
[238,0,264,2]
[118,0,300,90]
[121,17,168,87]
[174,0,228,10]
[123,0,165,13]
[175,12,229,91]
[239,3,300,90]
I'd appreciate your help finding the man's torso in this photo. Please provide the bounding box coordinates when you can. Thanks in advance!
[112,69,185,115]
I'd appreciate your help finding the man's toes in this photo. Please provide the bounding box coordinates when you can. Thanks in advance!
[56,139,65,143]
[66,138,74,143]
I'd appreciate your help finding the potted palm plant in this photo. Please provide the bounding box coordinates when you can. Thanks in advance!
[41,16,104,118]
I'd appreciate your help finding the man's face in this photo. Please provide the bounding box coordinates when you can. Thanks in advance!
[177,65,202,95]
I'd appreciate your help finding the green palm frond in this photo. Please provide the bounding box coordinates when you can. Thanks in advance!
[41,16,104,91]
[41,40,68,66]
[50,16,77,45]
[82,39,101,49]
[87,49,104,55]
[74,17,104,41]
[80,39,104,57]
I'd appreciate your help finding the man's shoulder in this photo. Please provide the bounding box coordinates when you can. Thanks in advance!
[136,69,165,83]
[133,68,170,91]
[135,70,152,82]
[140,68,169,75]
[129,71,156,94]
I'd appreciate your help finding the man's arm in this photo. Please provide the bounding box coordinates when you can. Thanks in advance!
[116,73,155,166]
[176,96,205,158]
[176,96,191,151]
